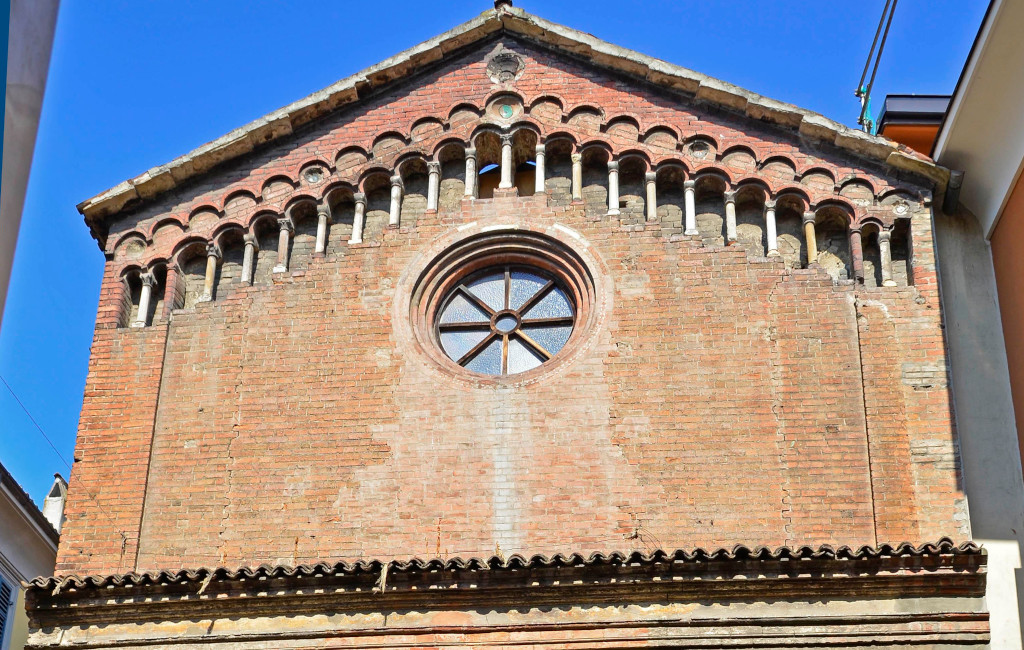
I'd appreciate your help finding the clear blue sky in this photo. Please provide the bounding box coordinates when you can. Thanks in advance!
[0,0,988,504]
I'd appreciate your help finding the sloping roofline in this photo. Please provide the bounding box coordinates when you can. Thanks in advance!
[77,3,949,246]
[0,461,59,549]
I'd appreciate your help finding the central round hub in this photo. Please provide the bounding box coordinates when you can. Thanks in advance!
[494,313,518,334]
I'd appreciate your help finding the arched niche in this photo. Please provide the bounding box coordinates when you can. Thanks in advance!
[814,205,853,283]
[474,131,502,199]
[287,200,319,272]
[693,173,727,246]
[655,164,687,236]
[580,145,609,218]
[435,141,467,212]
[543,137,575,206]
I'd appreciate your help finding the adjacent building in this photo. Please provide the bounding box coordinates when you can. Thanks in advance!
[25,2,1004,647]
[0,465,62,650]
[1,0,60,329]
[878,1,1024,643]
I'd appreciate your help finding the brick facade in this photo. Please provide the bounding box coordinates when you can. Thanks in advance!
[58,27,965,582]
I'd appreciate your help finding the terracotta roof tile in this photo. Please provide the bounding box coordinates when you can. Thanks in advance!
[28,537,981,593]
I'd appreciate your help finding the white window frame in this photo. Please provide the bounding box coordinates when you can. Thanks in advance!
[0,564,19,650]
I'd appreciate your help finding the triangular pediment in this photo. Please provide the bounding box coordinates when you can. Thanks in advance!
[82,3,945,248]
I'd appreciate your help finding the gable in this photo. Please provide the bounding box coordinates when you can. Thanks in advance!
[104,34,931,267]
[84,3,944,249]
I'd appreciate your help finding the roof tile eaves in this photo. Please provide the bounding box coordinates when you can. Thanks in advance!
[28,538,984,593]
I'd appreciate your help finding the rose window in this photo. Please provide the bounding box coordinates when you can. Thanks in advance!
[436,266,575,375]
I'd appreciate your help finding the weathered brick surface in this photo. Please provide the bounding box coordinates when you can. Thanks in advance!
[58,37,966,575]
[57,269,168,574]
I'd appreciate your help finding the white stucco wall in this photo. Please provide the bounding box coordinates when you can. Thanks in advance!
[0,0,60,330]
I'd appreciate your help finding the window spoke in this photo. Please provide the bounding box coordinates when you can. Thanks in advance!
[439,320,491,329]
[521,323,572,356]
[515,330,553,360]
[519,316,574,327]
[504,267,511,310]
[521,286,573,320]
[501,334,509,374]
[440,328,491,361]
[456,285,497,316]
[509,270,549,310]
[457,331,499,365]
[515,280,554,315]
[463,337,503,374]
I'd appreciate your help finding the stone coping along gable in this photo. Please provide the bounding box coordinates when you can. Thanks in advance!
[76,2,950,248]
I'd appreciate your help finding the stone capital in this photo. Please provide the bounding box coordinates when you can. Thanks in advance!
[645,171,657,183]
[500,132,514,146]
[465,147,477,160]
[390,174,404,189]
[878,229,892,242]
[764,199,776,210]
[317,204,332,222]
[277,216,294,232]
[139,271,157,288]
[427,161,441,174]
[571,153,582,163]
[353,192,367,206]
[535,144,546,155]
[607,160,619,172]
[683,180,696,190]
[802,211,816,225]
[243,233,259,249]
[724,191,737,204]
[206,242,222,259]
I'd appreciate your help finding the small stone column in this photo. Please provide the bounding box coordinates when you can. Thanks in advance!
[645,172,658,221]
[273,217,293,273]
[803,211,818,265]
[199,242,221,302]
[426,161,440,212]
[131,272,157,327]
[388,175,404,227]
[162,265,182,319]
[724,191,738,244]
[464,147,477,198]
[349,193,366,245]
[534,145,546,194]
[765,200,779,257]
[607,161,620,216]
[499,133,514,190]
[683,180,698,235]
[571,153,583,201]
[878,229,897,286]
[241,233,258,285]
[849,227,865,283]
[314,204,331,256]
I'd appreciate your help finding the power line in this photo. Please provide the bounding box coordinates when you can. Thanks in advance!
[856,0,899,133]
[1,373,127,550]
[0,374,72,473]
[857,0,893,95]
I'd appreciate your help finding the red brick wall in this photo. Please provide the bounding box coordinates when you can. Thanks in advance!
[58,37,965,575]
[56,267,168,574]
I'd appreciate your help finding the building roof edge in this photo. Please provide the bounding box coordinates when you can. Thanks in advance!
[28,537,982,591]
[77,4,949,248]
[0,461,60,550]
